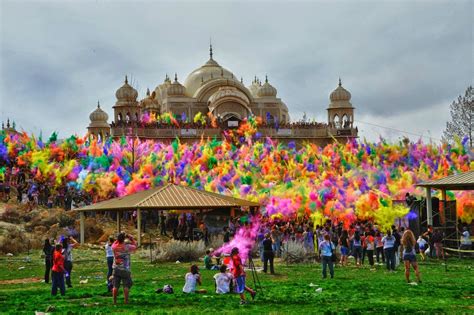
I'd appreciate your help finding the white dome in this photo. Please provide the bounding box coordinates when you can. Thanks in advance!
[89,102,109,128]
[247,77,261,97]
[257,76,277,97]
[167,74,186,96]
[330,79,351,102]
[183,57,238,97]
[115,76,138,101]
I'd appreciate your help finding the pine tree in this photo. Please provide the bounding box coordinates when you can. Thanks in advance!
[443,86,473,147]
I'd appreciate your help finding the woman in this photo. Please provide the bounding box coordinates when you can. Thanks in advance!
[51,244,65,296]
[352,231,362,266]
[401,229,422,283]
[365,232,375,270]
[62,236,79,288]
[318,234,335,279]
[105,237,114,291]
[375,231,385,264]
[43,239,54,283]
[382,230,396,271]
[339,230,350,266]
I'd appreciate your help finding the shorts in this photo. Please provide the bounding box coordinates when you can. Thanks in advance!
[403,254,416,263]
[112,268,133,289]
[235,275,246,294]
[340,246,349,256]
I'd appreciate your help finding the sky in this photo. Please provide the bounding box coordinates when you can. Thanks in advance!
[0,0,472,143]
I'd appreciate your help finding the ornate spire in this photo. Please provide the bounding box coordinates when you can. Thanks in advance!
[7,118,10,128]
[125,75,128,84]
[241,77,243,84]
[146,88,150,96]
[209,39,213,60]
[338,77,342,87]
[265,75,268,83]
[174,73,178,82]
[97,100,100,108]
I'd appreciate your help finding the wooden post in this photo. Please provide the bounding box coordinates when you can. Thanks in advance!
[137,208,141,247]
[426,187,433,226]
[80,211,85,244]
[116,211,121,233]
[441,189,447,224]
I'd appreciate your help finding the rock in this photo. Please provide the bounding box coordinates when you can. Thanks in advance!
[34,226,48,234]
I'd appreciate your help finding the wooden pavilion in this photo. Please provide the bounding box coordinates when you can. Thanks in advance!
[75,183,260,246]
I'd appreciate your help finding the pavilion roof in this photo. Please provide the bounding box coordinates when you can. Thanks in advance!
[75,183,259,212]
[416,170,474,191]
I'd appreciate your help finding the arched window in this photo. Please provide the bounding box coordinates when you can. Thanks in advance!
[333,114,340,128]
[342,114,348,128]
[135,112,139,122]
[118,113,123,121]
[126,112,131,123]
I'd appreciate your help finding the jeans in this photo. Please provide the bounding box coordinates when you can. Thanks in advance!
[263,250,274,274]
[64,261,73,287]
[272,241,281,257]
[376,247,385,263]
[366,249,374,266]
[107,256,114,288]
[321,256,334,278]
[51,271,65,296]
[384,247,396,270]
[44,258,52,283]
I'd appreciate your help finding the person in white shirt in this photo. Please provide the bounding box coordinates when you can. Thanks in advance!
[105,237,114,291]
[417,236,428,261]
[460,227,472,258]
[213,264,233,294]
[183,265,206,294]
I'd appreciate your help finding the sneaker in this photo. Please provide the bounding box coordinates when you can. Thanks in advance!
[250,291,256,300]
[240,300,247,305]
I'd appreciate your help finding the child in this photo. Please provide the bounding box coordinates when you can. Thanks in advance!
[204,250,219,270]
[183,265,207,294]
[230,247,256,305]
[213,264,233,294]
[417,235,427,261]
[51,244,65,296]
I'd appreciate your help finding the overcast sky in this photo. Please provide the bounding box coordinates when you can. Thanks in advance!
[1,0,472,143]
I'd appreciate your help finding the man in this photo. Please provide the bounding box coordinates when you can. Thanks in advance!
[271,226,282,258]
[262,233,275,274]
[230,247,256,305]
[112,232,137,305]
[223,226,230,243]
[423,225,434,258]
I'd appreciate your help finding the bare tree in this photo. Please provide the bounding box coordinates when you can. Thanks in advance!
[443,86,473,147]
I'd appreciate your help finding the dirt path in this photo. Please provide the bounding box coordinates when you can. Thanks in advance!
[0,277,42,285]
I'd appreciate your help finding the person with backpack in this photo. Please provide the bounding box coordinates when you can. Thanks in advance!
[401,229,422,283]
[318,234,335,279]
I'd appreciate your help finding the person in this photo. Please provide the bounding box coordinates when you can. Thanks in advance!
[382,230,396,271]
[432,228,445,260]
[352,231,362,266]
[223,227,230,243]
[401,229,422,283]
[43,239,54,284]
[51,244,66,296]
[271,226,282,257]
[365,232,375,270]
[112,232,137,304]
[62,236,79,288]
[160,212,167,236]
[318,234,335,279]
[230,247,256,305]
[460,226,472,258]
[303,227,314,253]
[339,230,350,266]
[105,237,115,291]
[417,235,428,261]
[183,265,206,293]
[213,264,233,294]
[392,225,401,266]
[262,233,274,274]
[204,250,219,270]
[423,225,434,258]
[375,231,385,265]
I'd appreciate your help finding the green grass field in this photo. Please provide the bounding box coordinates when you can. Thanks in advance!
[0,249,473,314]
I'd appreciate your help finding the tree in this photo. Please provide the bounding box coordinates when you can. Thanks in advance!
[443,86,473,147]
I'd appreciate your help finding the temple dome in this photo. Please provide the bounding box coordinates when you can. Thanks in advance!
[115,76,138,101]
[330,79,351,102]
[183,47,238,97]
[257,76,277,97]
[140,88,160,110]
[89,102,109,127]
[167,74,186,96]
[247,77,261,97]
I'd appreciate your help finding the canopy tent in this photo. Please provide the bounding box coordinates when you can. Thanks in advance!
[75,183,260,246]
[416,170,474,225]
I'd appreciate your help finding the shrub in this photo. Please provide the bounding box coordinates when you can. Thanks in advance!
[0,206,21,224]
[153,239,207,262]
[0,226,28,254]
[282,240,317,263]
[58,212,76,227]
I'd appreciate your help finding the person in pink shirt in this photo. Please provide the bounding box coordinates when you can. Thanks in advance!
[112,232,137,305]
